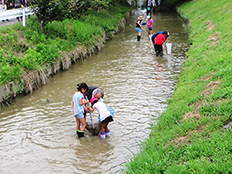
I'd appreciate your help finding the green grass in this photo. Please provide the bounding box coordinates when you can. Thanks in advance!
[124,0,232,173]
[0,3,131,87]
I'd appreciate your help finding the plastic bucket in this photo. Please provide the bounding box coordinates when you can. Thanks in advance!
[166,43,172,54]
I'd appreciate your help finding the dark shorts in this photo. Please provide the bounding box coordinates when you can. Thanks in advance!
[148,27,152,31]
[154,44,163,53]
[101,116,114,124]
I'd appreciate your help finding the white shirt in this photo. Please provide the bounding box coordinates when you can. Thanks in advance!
[93,101,111,122]
[147,0,152,6]
[151,0,156,6]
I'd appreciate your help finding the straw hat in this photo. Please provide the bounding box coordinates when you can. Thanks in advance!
[138,16,144,20]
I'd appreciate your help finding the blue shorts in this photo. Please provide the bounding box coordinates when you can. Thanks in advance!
[136,27,142,33]
[75,112,84,119]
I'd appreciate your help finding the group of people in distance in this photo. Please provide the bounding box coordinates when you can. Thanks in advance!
[71,83,114,139]
[135,12,169,57]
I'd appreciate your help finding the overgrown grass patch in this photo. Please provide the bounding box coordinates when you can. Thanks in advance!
[0,3,130,86]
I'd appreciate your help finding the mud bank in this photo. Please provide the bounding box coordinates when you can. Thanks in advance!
[0,18,127,105]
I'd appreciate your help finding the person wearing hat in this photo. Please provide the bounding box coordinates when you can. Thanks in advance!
[135,16,144,41]
[151,0,157,13]
[146,16,153,41]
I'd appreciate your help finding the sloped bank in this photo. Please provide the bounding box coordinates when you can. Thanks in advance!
[0,18,127,105]
[124,0,232,173]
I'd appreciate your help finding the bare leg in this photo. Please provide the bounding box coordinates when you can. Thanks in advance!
[79,117,86,132]
[101,123,107,133]
[75,117,80,130]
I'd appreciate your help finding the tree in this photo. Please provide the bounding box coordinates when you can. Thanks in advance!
[28,0,127,29]
[29,0,74,29]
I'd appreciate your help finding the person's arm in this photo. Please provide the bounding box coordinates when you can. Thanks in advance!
[2,0,5,8]
[79,98,89,105]
[163,35,166,42]
[71,99,74,115]
[136,20,142,27]
[88,106,96,113]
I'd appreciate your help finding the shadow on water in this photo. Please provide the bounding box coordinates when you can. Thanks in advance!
[0,9,188,174]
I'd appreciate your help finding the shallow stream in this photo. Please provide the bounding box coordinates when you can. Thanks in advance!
[0,9,188,174]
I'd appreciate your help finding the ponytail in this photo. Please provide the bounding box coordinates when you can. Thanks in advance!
[77,83,89,91]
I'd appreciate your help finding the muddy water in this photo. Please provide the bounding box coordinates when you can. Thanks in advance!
[0,10,188,174]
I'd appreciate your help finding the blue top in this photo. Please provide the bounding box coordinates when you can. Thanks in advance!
[151,31,165,44]
[73,92,84,115]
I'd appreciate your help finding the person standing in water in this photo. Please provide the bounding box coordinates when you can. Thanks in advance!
[152,31,168,57]
[146,16,153,41]
[136,16,144,42]
[71,83,89,138]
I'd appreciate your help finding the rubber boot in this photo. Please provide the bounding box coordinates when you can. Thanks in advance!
[160,52,163,57]
[105,130,111,137]
[156,52,159,57]
[77,130,85,138]
[99,132,106,139]
[137,35,140,41]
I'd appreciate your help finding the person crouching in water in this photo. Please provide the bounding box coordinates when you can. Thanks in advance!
[88,90,114,139]
[153,31,168,57]
[71,83,89,138]
[136,16,144,41]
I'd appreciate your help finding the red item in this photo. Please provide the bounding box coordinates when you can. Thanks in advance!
[155,34,166,45]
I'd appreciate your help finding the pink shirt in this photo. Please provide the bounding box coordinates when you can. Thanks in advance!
[148,19,153,28]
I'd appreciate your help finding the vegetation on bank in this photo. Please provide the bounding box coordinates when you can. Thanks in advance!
[124,0,232,173]
[0,1,130,88]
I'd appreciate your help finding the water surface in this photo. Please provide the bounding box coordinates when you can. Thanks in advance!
[0,9,188,174]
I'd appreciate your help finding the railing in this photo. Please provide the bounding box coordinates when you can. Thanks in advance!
[0,7,34,27]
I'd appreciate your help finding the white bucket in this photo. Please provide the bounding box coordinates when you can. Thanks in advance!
[166,43,172,54]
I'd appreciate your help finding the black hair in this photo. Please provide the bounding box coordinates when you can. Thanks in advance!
[163,31,168,35]
[77,83,89,91]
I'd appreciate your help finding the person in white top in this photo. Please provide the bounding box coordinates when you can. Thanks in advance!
[151,0,156,13]
[88,90,114,139]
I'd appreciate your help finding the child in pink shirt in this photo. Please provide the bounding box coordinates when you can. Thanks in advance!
[147,16,153,40]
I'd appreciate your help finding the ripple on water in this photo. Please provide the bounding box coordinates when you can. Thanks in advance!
[0,10,189,174]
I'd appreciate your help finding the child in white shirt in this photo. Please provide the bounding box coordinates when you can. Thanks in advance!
[88,90,113,139]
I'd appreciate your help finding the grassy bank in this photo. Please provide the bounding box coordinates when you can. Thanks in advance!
[124,0,232,173]
[0,1,130,94]
[0,4,130,85]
